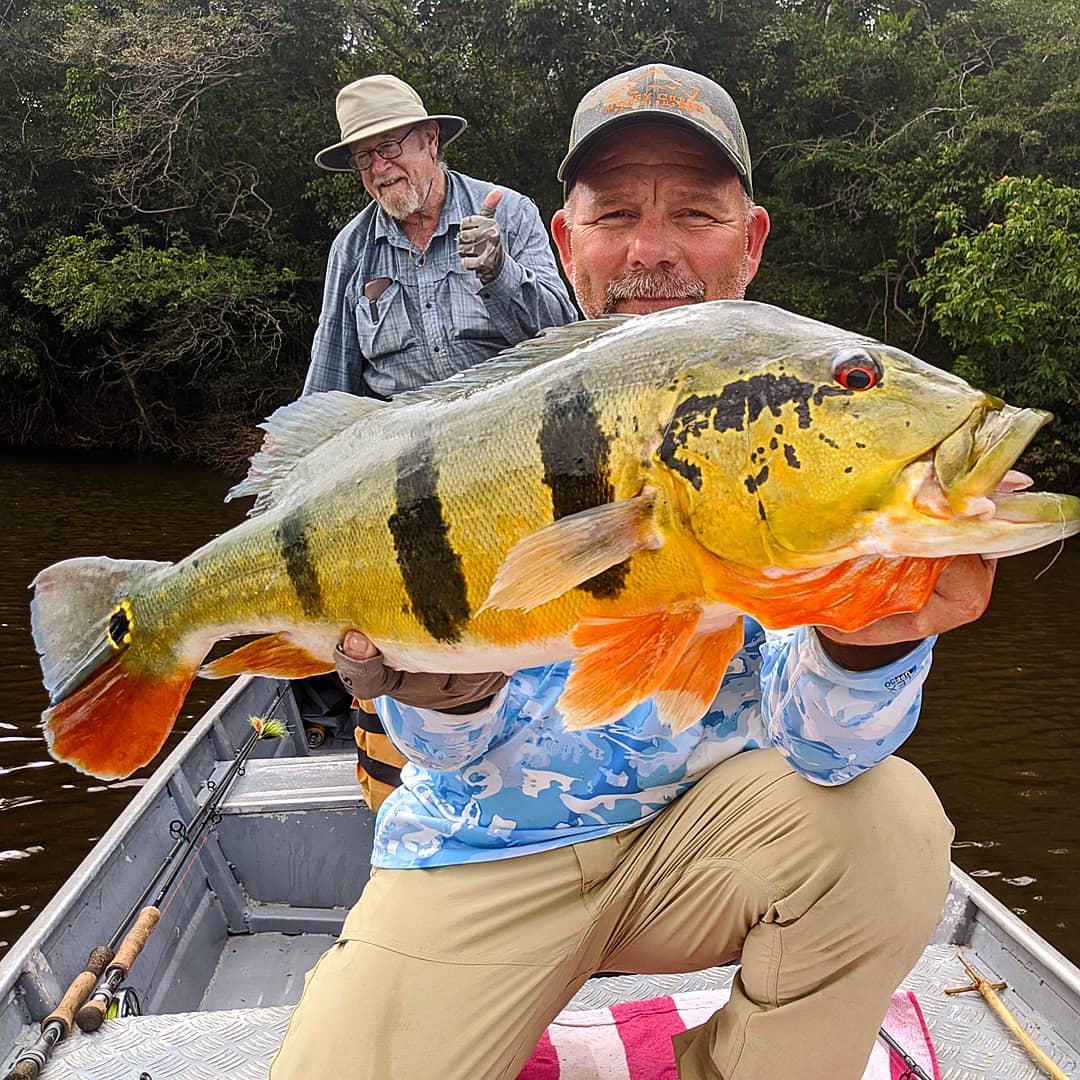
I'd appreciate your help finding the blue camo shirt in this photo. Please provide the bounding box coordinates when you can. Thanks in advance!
[303,170,578,399]
[371,622,937,868]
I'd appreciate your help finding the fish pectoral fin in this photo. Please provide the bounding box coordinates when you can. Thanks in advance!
[479,493,659,613]
[653,617,744,733]
[200,634,334,680]
[559,606,702,729]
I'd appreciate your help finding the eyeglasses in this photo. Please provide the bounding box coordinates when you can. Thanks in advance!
[349,125,421,171]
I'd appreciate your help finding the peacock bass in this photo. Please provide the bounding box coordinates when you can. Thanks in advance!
[31,301,1080,779]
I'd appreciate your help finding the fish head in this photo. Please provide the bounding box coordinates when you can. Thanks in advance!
[652,302,1080,568]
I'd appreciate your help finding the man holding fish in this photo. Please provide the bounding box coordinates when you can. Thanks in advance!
[269,65,999,1079]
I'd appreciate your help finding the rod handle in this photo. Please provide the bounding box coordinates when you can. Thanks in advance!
[113,906,160,971]
[75,908,160,1033]
[40,945,114,1035]
[4,1060,41,1080]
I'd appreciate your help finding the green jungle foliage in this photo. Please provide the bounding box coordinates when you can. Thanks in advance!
[0,0,1077,485]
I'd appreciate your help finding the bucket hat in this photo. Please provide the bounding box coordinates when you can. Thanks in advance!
[315,75,467,172]
[558,64,753,197]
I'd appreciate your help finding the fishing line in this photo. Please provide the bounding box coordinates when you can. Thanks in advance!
[158,831,213,920]
[1033,498,1068,581]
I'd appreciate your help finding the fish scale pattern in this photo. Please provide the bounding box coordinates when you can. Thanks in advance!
[29,945,1078,1079]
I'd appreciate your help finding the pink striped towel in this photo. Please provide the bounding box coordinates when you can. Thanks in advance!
[518,988,939,1079]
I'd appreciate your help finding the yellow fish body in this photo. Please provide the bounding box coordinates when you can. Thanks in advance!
[31,301,1080,778]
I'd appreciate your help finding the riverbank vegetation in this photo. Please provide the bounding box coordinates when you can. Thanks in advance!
[1,0,1077,485]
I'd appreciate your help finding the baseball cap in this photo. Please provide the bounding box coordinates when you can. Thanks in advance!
[558,64,753,197]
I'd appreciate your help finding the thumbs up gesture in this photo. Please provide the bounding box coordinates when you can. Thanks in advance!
[458,189,505,285]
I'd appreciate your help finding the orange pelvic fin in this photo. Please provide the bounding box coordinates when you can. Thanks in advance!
[560,606,701,729]
[653,617,745,733]
[43,656,197,781]
[479,493,658,613]
[200,634,334,680]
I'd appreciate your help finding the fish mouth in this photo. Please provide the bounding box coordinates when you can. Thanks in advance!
[917,404,1049,517]
[907,404,1080,550]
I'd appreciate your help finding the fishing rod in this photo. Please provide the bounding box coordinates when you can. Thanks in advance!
[3,699,289,1080]
[2,945,114,1080]
[877,1025,933,1080]
[75,712,288,1032]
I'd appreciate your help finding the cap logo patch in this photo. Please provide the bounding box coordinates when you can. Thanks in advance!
[603,67,705,117]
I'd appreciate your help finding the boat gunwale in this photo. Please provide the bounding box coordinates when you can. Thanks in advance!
[948,863,1080,998]
[0,675,258,995]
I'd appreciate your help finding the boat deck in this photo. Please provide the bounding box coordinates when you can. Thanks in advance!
[24,942,1080,1078]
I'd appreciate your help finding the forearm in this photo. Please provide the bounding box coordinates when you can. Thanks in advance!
[760,625,935,785]
[375,686,511,770]
[814,629,925,671]
[481,257,578,339]
[479,199,577,336]
[333,641,511,769]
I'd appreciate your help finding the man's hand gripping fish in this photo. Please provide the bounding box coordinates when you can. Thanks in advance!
[31,301,1080,779]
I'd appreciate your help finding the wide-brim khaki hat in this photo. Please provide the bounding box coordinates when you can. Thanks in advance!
[558,64,753,197]
[315,74,467,172]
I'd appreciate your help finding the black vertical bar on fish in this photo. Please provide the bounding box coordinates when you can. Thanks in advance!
[539,380,627,598]
[388,438,470,643]
[276,511,324,617]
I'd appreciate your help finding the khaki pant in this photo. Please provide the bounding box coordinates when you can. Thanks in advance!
[271,749,952,1080]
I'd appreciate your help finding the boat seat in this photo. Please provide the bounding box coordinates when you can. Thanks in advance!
[216,754,363,815]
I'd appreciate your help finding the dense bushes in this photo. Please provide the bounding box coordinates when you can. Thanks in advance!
[1,0,1077,483]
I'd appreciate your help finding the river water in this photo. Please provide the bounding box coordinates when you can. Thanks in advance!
[1,451,1078,964]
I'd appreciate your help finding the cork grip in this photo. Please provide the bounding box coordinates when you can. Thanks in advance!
[113,906,160,971]
[5,1060,41,1080]
[75,907,160,1033]
[41,945,114,1034]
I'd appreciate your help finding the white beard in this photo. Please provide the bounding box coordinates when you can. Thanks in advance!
[376,179,424,220]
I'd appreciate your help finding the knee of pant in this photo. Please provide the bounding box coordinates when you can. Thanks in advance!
[805,757,953,918]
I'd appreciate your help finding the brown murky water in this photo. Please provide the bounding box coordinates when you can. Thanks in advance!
[1,451,1078,962]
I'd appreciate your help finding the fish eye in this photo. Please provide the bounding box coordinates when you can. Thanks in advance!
[831,348,883,391]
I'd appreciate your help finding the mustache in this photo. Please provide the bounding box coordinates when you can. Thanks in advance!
[604,268,706,309]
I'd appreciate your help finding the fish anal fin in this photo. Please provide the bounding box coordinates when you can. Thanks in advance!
[44,656,197,781]
[559,606,701,730]
[200,634,334,680]
[480,493,659,614]
[654,617,744,733]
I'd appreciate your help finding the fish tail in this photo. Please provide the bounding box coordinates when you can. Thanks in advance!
[31,556,199,780]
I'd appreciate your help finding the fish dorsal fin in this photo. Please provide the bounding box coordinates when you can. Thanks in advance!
[228,391,387,515]
[390,316,638,407]
[229,319,636,516]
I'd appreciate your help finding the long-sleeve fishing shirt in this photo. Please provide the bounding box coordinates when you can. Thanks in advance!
[303,170,578,399]
[371,621,936,869]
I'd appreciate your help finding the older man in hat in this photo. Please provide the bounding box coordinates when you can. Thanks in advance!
[273,65,995,1080]
[304,74,577,400]
[300,75,577,810]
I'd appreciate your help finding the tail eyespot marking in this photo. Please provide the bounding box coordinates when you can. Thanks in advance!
[108,601,134,650]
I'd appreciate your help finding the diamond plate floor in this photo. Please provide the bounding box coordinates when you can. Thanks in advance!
[30,944,1079,1078]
